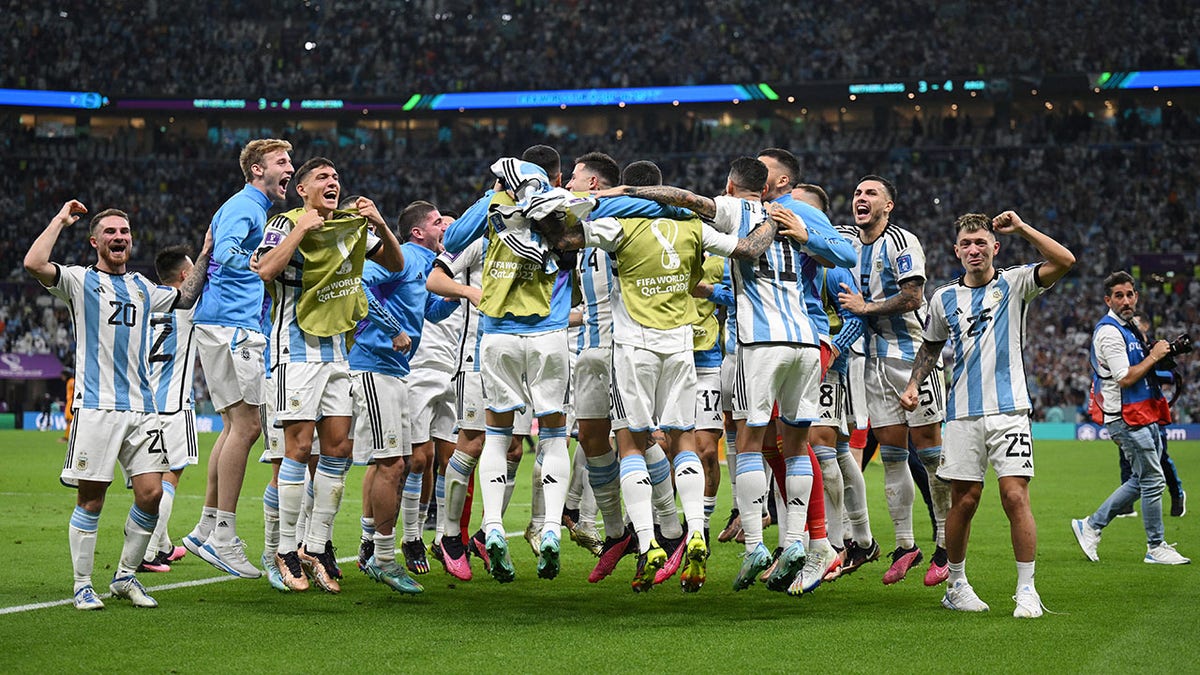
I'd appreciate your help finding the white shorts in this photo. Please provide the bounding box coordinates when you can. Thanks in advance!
[720,351,746,418]
[938,411,1034,482]
[611,343,696,432]
[351,371,411,464]
[160,410,199,471]
[456,370,534,435]
[813,369,852,436]
[694,367,724,431]
[573,347,613,421]
[258,382,321,462]
[848,352,868,430]
[480,329,570,417]
[864,356,945,428]
[195,324,266,411]
[61,409,169,485]
[736,343,821,427]
[273,361,353,422]
[407,366,456,444]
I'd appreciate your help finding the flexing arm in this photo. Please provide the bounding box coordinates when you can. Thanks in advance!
[992,210,1076,286]
[25,200,86,285]
[839,277,924,316]
[596,185,716,220]
[900,339,946,410]
[174,227,214,310]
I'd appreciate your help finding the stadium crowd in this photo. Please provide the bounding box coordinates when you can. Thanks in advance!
[3,1,1200,96]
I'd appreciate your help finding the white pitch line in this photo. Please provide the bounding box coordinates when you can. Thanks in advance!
[1,530,525,615]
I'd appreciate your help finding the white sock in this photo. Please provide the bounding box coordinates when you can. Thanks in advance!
[211,509,237,545]
[579,478,598,527]
[725,429,738,494]
[360,516,375,544]
[479,426,511,534]
[815,451,844,545]
[373,532,397,564]
[586,449,624,538]
[881,445,916,549]
[566,444,587,510]
[537,426,569,539]
[296,478,315,546]
[529,456,545,530]
[444,450,477,538]
[434,472,445,539]
[619,453,654,553]
[948,559,966,584]
[703,495,717,529]
[195,506,217,541]
[304,456,351,552]
[263,484,280,556]
[1016,560,1036,589]
[503,457,521,515]
[645,442,682,539]
[837,445,873,545]
[118,504,158,577]
[734,451,768,551]
[276,458,306,554]
[153,480,176,554]
[919,446,949,548]
[672,451,706,536]
[401,471,422,542]
[69,506,100,590]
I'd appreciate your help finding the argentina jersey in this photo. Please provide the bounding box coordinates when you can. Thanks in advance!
[731,212,819,347]
[574,246,614,352]
[50,265,178,413]
[843,223,928,361]
[261,213,347,365]
[435,237,486,373]
[148,302,197,414]
[925,264,1044,420]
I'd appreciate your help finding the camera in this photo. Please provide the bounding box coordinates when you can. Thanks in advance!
[1159,333,1192,370]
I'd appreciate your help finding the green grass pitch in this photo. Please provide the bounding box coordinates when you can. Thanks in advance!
[1,431,1197,673]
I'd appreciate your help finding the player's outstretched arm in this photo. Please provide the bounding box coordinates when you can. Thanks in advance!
[427,266,482,307]
[992,210,1075,286]
[175,227,213,309]
[900,339,946,411]
[25,200,86,286]
[596,185,717,220]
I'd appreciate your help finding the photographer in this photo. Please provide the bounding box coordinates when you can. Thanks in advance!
[1110,313,1187,519]
[1071,271,1190,565]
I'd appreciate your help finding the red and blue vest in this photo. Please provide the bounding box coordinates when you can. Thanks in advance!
[1088,314,1171,426]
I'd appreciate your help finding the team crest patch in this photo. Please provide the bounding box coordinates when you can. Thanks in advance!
[76,455,88,471]
[874,259,884,272]
[386,432,398,448]
[465,405,477,422]
[241,347,252,361]
[136,290,145,301]
[896,254,913,274]
[992,289,1003,302]
[289,396,302,411]
[489,213,507,233]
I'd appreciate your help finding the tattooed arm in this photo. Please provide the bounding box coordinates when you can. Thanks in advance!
[595,185,716,220]
[900,339,945,411]
[839,277,924,317]
[175,227,213,310]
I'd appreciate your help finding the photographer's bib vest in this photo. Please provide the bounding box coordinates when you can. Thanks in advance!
[1088,314,1171,426]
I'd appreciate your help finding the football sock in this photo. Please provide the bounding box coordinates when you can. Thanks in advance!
[401,472,423,542]
[69,506,100,591]
[444,450,477,538]
[672,451,706,536]
[210,510,237,545]
[373,532,396,564]
[305,455,351,553]
[478,426,511,534]
[1016,560,1036,589]
[784,454,814,545]
[276,458,306,553]
[154,480,176,554]
[838,442,874,545]
[918,445,949,547]
[948,559,967,584]
[619,453,654,553]
[537,425,569,539]
[586,450,624,538]
[645,442,682,539]
[734,451,767,551]
[881,445,916,549]
[118,504,158,577]
[263,484,280,555]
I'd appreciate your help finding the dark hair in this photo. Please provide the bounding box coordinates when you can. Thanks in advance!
[793,183,830,214]
[89,208,129,235]
[1103,270,1136,296]
[398,200,437,243]
[154,244,193,284]
[858,174,897,202]
[757,147,800,187]
[338,194,364,210]
[521,145,560,181]
[953,213,993,236]
[621,160,662,187]
[295,156,336,184]
[729,156,768,193]
[572,151,620,189]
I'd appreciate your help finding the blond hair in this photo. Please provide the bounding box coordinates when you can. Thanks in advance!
[239,138,293,183]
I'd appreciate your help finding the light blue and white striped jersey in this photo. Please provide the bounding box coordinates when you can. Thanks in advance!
[148,302,197,414]
[259,213,381,365]
[573,247,614,352]
[433,237,485,373]
[924,264,1045,420]
[839,223,928,362]
[48,265,178,413]
[728,200,820,347]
